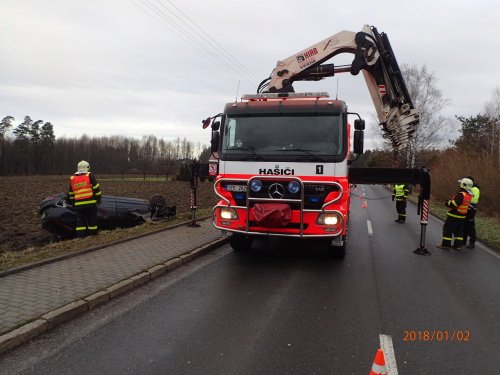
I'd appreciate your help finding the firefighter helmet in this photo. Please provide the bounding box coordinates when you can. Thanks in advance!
[77,160,90,172]
[458,177,473,190]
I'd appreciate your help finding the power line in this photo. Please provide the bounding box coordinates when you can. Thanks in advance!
[130,0,255,85]
[159,0,258,82]
[138,0,246,81]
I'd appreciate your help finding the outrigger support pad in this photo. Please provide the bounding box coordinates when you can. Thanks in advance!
[413,247,431,256]
[413,167,431,256]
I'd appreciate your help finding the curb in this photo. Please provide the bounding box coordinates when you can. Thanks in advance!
[0,216,212,278]
[0,236,228,355]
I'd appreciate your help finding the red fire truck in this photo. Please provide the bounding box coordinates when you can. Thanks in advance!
[203,25,427,258]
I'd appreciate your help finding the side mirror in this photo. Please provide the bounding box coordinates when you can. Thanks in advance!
[211,121,220,131]
[202,117,211,129]
[354,119,365,131]
[211,132,219,153]
[353,130,364,154]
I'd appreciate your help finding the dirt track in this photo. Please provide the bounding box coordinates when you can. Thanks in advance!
[0,176,216,254]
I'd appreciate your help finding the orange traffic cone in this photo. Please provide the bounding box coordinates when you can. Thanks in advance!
[362,201,368,208]
[369,349,388,375]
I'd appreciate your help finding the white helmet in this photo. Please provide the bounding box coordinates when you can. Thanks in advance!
[458,177,473,190]
[77,160,90,172]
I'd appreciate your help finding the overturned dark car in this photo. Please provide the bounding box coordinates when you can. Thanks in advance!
[39,193,176,238]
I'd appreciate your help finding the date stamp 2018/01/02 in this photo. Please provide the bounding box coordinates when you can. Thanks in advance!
[403,330,471,342]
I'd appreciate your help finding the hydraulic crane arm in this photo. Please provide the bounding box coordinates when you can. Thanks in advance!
[258,25,419,151]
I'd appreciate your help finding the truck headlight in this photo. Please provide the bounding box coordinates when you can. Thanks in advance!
[220,207,238,220]
[317,212,342,226]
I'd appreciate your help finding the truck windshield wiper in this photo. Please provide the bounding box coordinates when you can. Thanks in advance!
[274,148,327,162]
[230,146,268,161]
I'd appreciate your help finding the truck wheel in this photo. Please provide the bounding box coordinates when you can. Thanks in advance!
[325,237,346,259]
[330,244,346,259]
[229,234,253,252]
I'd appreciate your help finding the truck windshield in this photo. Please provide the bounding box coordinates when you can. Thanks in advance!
[222,113,344,159]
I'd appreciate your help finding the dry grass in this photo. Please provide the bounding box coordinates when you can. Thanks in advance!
[429,149,499,218]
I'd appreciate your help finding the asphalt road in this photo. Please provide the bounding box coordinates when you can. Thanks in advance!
[2,185,499,374]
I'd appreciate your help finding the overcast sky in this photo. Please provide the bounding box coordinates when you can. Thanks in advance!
[1,0,499,149]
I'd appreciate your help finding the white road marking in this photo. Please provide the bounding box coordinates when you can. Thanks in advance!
[367,220,373,235]
[476,243,500,260]
[379,334,398,375]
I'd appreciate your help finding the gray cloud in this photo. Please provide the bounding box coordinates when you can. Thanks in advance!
[1,0,498,148]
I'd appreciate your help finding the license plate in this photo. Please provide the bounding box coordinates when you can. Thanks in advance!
[226,184,247,192]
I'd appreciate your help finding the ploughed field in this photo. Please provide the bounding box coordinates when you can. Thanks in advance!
[0,176,217,255]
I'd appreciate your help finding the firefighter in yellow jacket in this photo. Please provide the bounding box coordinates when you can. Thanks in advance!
[68,160,102,237]
[392,184,410,223]
[463,176,480,249]
[437,178,473,250]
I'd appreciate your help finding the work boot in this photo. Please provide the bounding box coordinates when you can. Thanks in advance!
[466,243,475,249]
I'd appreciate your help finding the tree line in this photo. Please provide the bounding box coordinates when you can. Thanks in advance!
[0,116,210,178]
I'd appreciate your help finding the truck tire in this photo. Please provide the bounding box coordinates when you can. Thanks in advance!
[330,244,346,259]
[326,237,346,259]
[229,234,253,252]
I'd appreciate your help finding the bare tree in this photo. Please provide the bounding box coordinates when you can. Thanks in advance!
[483,86,500,168]
[138,135,158,179]
[0,116,14,175]
[399,64,450,167]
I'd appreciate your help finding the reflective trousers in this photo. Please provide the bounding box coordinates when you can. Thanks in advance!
[463,209,476,245]
[75,205,98,237]
[441,216,465,247]
[395,199,407,222]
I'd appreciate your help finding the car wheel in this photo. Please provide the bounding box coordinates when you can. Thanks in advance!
[149,194,166,210]
[229,234,253,252]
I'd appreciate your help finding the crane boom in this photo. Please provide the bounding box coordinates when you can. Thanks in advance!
[258,25,419,152]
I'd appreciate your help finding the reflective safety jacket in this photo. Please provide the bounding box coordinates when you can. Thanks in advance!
[393,184,410,201]
[470,186,480,207]
[446,190,473,219]
[68,172,102,208]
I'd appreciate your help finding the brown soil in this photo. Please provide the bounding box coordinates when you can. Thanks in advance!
[0,176,217,255]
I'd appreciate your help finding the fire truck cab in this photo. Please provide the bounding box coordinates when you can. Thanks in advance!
[209,92,364,258]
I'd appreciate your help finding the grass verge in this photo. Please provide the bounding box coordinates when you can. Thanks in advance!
[409,194,500,251]
[0,208,213,272]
